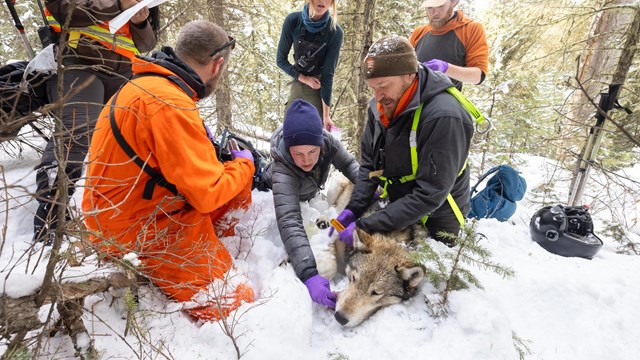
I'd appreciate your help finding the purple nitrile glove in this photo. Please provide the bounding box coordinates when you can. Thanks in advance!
[329,209,356,236]
[424,59,449,73]
[304,275,337,309]
[232,149,254,163]
[204,124,215,142]
[338,222,356,247]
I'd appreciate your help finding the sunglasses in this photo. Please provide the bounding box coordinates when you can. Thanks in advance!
[210,36,236,57]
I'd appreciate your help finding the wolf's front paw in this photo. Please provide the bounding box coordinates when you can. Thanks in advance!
[316,217,330,230]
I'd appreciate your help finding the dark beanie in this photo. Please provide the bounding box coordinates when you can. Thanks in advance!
[283,99,324,148]
[364,35,419,79]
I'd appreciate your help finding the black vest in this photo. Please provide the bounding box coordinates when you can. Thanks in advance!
[293,26,327,76]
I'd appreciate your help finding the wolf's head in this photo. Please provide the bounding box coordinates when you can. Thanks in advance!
[334,228,425,327]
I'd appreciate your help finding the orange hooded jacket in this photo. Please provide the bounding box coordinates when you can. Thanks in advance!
[410,10,488,76]
[82,52,255,316]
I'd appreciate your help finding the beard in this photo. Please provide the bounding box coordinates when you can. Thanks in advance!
[380,99,398,120]
[203,71,223,98]
[428,6,454,28]
[383,108,395,120]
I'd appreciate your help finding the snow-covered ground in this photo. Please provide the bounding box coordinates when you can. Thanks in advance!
[1,135,639,359]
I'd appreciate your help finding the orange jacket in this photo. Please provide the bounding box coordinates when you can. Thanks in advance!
[83,53,255,303]
[410,10,488,75]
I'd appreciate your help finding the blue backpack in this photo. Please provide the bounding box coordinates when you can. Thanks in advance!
[468,164,527,221]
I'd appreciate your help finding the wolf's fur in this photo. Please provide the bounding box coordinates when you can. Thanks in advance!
[334,227,426,327]
[323,173,426,327]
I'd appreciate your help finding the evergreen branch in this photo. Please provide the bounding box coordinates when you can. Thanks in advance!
[512,331,533,360]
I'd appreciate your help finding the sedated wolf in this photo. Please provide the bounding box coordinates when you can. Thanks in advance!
[320,173,426,327]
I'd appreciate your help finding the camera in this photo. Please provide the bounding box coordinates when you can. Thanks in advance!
[213,128,272,191]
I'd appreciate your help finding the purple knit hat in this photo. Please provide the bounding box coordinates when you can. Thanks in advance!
[283,99,324,148]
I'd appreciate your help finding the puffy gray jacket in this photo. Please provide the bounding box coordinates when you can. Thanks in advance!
[263,127,359,282]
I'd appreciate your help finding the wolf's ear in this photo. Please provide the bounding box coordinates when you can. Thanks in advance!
[352,228,371,252]
[397,264,425,288]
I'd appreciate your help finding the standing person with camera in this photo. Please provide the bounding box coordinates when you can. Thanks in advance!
[276,0,343,130]
[82,21,256,322]
[33,0,159,244]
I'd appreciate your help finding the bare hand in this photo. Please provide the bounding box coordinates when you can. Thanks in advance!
[130,6,150,24]
[298,74,321,90]
[119,0,149,24]
[119,0,140,10]
[323,116,334,131]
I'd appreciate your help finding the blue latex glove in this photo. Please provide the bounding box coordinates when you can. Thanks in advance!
[338,222,356,247]
[304,275,337,309]
[232,149,254,163]
[424,59,449,73]
[329,209,356,236]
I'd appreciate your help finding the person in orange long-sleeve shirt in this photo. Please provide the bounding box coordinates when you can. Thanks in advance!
[82,20,254,322]
[409,0,488,91]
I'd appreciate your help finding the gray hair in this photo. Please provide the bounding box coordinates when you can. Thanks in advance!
[175,20,231,66]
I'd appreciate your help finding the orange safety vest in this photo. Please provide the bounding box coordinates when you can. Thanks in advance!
[45,8,140,59]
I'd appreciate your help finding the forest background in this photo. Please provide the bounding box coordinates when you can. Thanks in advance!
[1,0,640,358]
[2,0,639,184]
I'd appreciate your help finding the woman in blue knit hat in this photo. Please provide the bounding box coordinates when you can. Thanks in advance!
[262,99,359,309]
[276,0,343,131]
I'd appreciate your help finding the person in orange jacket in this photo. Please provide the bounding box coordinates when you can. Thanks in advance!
[82,20,255,322]
[409,0,488,91]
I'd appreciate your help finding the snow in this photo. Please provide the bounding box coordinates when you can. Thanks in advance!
[122,252,142,267]
[366,36,407,57]
[0,272,42,298]
[1,134,640,359]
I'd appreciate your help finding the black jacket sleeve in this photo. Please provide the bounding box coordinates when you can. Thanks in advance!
[130,20,157,53]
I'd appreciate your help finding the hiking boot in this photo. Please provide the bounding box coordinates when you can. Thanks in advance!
[33,197,72,246]
[33,224,56,246]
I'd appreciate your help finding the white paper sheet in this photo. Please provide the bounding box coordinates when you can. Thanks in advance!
[109,0,170,34]
[25,44,57,75]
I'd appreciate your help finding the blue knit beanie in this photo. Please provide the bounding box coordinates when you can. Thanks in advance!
[283,99,324,148]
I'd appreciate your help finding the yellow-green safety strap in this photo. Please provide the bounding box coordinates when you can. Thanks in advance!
[377,103,424,198]
[376,90,473,226]
[446,87,485,125]
[70,25,140,54]
[48,16,140,56]
[45,14,61,31]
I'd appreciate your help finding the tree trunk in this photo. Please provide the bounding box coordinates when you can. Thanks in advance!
[1,272,140,336]
[353,0,377,160]
[612,2,640,85]
[211,0,233,134]
[560,0,638,160]
[566,0,639,204]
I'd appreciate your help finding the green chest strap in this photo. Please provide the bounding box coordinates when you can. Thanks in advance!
[373,86,484,227]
